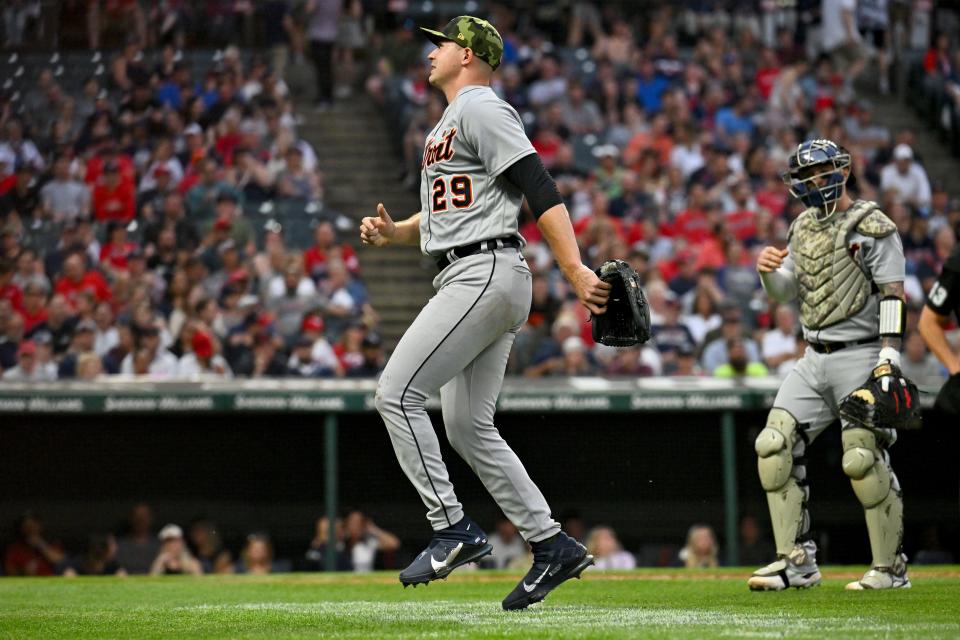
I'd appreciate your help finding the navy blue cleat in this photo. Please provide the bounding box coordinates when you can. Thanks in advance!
[399,516,493,587]
[502,531,593,610]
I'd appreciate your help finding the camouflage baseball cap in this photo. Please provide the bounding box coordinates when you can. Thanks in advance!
[421,16,503,71]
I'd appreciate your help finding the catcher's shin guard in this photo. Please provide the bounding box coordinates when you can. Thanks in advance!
[755,408,810,555]
[841,426,904,567]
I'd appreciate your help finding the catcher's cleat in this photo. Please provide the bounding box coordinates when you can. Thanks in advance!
[502,531,593,611]
[399,516,492,587]
[748,541,822,591]
[846,553,911,590]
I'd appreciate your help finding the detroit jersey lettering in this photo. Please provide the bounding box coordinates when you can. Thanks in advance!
[419,85,536,255]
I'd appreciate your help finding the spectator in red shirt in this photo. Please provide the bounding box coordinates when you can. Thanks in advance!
[93,161,136,222]
[85,141,136,188]
[725,181,758,242]
[0,158,15,195]
[303,220,359,283]
[18,281,49,333]
[0,259,22,312]
[3,512,66,576]
[754,47,782,100]
[54,252,112,308]
[99,221,138,273]
[668,184,712,245]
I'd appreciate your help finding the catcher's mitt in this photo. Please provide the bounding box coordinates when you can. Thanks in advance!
[591,259,652,347]
[839,362,922,430]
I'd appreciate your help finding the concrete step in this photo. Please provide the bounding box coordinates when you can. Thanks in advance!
[298,94,434,346]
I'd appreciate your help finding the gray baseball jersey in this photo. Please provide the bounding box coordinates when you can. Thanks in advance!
[782,231,905,343]
[375,83,560,543]
[419,85,535,255]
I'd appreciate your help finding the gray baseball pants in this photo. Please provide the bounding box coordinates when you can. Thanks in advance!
[374,246,561,543]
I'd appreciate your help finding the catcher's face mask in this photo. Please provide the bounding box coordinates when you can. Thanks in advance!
[782,139,851,224]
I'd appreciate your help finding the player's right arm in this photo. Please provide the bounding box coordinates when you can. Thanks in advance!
[756,246,798,303]
[537,203,611,315]
[918,249,960,374]
[359,203,421,247]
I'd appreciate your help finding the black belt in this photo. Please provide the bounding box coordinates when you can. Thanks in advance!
[808,336,879,354]
[435,236,522,271]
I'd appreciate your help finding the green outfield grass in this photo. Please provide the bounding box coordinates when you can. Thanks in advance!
[1,567,959,639]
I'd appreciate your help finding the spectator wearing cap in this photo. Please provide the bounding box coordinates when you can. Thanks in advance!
[40,155,91,224]
[149,524,203,576]
[591,145,625,200]
[345,332,386,377]
[2,340,55,381]
[138,138,184,195]
[85,141,136,189]
[54,252,112,309]
[288,336,325,377]
[265,255,320,342]
[120,324,178,378]
[92,160,136,222]
[177,330,232,378]
[303,220,360,283]
[57,318,98,379]
[28,294,76,356]
[177,122,207,168]
[300,314,343,376]
[880,144,932,213]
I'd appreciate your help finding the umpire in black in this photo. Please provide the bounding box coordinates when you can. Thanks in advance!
[918,242,960,417]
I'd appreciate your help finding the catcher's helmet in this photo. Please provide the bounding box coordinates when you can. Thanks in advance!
[782,139,852,223]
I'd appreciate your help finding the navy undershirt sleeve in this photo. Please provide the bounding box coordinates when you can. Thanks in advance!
[502,153,563,219]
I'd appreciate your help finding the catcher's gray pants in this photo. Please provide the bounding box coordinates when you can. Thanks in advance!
[375,247,560,543]
[767,342,902,550]
[776,343,895,442]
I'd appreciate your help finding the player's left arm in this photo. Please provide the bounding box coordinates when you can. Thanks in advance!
[877,280,905,365]
[861,230,907,367]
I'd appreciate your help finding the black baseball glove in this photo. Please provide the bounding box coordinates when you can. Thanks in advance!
[839,362,922,430]
[591,259,652,347]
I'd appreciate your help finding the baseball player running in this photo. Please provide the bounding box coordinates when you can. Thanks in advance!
[750,139,916,591]
[359,16,610,610]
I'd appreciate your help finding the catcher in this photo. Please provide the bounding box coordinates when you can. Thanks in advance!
[750,139,919,591]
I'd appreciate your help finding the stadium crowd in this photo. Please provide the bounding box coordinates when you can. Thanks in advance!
[0,1,956,384]
[0,3,388,382]
[369,0,956,385]
[4,504,773,576]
